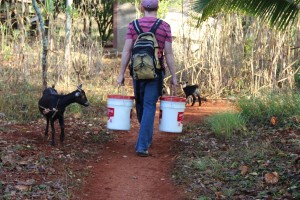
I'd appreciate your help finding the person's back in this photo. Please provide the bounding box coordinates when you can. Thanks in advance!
[127,17,172,60]
[117,0,178,157]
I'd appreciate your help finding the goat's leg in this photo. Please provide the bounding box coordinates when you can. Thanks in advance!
[43,117,50,142]
[59,116,65,143]
[185,95,188,105]
[191,95,196,106]
[197,94,202,106]
[50,119,55,146]
[45,117,49,136]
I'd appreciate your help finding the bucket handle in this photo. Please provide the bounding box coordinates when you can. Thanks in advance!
[117,85,125,96]
[170,84,175,107]
[117,85,127,104]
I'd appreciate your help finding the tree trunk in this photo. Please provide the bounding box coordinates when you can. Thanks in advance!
[64,0,73,85]
[89,18,92,36]
[32,0,48,89]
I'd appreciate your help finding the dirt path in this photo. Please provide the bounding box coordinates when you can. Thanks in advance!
[76,101,232,200]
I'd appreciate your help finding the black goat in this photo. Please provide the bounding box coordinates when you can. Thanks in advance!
[180,81,202,106]
[38,84,89,145]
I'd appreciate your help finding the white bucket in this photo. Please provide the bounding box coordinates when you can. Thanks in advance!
[159,96,186,133]
[107,95,135,130]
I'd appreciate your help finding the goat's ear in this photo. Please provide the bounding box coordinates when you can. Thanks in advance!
[77,84,82,91]
[75,92,80,97]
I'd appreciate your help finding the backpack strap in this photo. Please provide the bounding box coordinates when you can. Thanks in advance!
[132,19,162,35]
[150,19,162,34]
[132,20,143,35]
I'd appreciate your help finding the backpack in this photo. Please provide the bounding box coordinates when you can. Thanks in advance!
[130,19,162,80]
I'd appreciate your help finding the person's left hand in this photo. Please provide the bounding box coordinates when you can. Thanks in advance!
[170,76,178,86]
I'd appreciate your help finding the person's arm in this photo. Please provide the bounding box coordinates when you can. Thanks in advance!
[164,41,178,86]
[117,39,133,85]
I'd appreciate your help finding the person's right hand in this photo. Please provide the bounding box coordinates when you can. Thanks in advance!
[117,74,125,86]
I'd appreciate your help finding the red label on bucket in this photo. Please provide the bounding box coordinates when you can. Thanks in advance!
[108,108,114,119]
[177,112,184,124]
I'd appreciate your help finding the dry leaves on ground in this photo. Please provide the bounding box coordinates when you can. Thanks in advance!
[264,172,279,184]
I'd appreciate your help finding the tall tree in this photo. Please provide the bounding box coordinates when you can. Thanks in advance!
[74,0,114,44]
[65,0,73,85]
[32,0,48,89]
[93,0,114,44]
[193,0,300,30]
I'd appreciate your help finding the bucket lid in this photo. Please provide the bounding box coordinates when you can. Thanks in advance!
[160,96,186,102]
[108,95,135,100]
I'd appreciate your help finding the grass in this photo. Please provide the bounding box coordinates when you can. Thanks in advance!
[0,83,41,122]
[206,112,246,139]
[204,92,300,139]
[238,92,300,126]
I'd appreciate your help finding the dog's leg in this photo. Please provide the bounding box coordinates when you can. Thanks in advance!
[191,95,196,106]
[197,94,202,106]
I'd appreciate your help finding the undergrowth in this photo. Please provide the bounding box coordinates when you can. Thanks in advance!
[0,62,132,123]
[238,92,300,126]
[206,112,246,138]
[205,92,300,139]
[173,92,300,199]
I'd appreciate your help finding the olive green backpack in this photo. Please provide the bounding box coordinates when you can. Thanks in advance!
[130,19,162,80]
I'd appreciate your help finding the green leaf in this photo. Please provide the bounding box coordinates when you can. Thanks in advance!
[193,0,300,31]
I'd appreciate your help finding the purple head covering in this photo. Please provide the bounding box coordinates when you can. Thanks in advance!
[142,0,158,9]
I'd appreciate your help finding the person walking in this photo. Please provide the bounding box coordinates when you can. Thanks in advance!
[117,0,178,157]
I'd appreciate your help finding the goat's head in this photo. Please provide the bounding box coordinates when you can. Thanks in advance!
[179,81,188,88]
[74,84,89,107]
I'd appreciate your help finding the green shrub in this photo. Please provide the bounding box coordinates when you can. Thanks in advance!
[206,112,246,138]
[238,92,300,126]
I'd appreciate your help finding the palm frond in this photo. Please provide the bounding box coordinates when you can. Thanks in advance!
[193,0,300,30]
